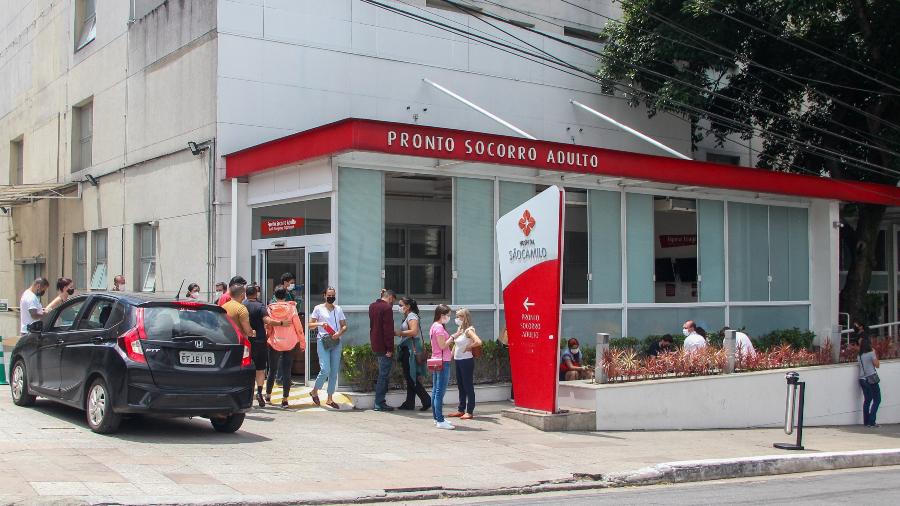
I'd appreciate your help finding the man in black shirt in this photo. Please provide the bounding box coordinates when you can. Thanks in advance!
[244,285,270,407]
[648,334,676,357]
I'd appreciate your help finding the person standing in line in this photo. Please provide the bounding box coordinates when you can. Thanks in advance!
[266,287,305,408]
[45,277,75,312]
[218,275,246,306]
[20,278,49,334]
[214,282,227,303]
[309,287,347,410]
[222,283,254,342]
[244,285,280,407]
[395,297,431,411]
[682,319,707,353]
[270,272,297,303]
[112,275,126,291]
[369,289,397,412]
[446,308,482,420]
[857,336,882,427]
[182,283,201,300]
[430,305,455,430]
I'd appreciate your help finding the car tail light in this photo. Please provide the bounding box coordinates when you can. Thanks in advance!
[224,315,253,368]
[174,301,205,308]
[118,308,147,363]
[240,335,252,368]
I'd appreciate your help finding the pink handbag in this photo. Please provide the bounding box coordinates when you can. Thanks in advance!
[427,357,444,372]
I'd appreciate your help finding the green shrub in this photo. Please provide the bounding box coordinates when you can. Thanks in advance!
[610,337,641,349]
[752,328,816,351]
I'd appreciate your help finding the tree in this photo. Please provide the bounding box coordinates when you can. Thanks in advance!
[598,0,900,322]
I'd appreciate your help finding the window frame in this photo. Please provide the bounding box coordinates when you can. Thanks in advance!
[90,229,108,290]
[137,223,157,292]
[73,232,88,289]
[49,297,88,332]
[385,224,447,302]
[74,0,97,51]
[72,100,93,172]
[10,137,24,185]
[76,297,121,330]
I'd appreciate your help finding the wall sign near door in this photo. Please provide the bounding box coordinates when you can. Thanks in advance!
[262,217,305,236]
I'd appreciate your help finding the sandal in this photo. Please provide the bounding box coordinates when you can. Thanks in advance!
[460,413,474,420]
[311,393,321,406]
[326,401,340,410]
[447,412,464,418]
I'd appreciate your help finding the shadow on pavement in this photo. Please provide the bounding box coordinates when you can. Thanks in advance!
[27,398,271,444]
[835,424,900,438]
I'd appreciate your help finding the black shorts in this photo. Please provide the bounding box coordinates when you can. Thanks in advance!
[251,340,268,371]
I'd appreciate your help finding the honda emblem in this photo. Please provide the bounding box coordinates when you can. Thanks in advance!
[194,340,204,349]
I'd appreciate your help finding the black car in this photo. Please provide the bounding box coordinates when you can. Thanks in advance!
[8,292,255,434]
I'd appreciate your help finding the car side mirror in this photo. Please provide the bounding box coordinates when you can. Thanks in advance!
[27,320,43,333]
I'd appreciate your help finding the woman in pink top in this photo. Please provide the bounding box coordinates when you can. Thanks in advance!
[430,304,455,430]
[265,287,305,408]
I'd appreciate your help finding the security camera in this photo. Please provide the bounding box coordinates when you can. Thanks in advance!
[188,141,208,156]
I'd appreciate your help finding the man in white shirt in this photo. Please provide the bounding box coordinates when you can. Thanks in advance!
[722,326,757,357]
[682,319,707,353]
[20,278,50,334]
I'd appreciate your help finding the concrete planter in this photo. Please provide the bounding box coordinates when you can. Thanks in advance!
[558,360,898,430]
[348,383,511,410]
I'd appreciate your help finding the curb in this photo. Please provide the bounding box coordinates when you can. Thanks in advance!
[8,449,900,505]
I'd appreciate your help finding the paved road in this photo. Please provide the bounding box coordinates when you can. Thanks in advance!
[437,467,900,505]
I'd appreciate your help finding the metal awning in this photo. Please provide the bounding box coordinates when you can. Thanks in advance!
[0,182,80,207]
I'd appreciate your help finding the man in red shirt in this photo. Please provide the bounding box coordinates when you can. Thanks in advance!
[217,276,246,306]
[369,289,397,411]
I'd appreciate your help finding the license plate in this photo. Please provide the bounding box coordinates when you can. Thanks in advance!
[179,351,215,366]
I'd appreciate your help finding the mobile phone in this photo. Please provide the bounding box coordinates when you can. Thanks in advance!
[323,323,336,335]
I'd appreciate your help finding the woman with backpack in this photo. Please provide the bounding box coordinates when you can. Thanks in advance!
[396,297,431,411]
[446,308,482,421]
[265,287,305,408]
[857,336,881,427]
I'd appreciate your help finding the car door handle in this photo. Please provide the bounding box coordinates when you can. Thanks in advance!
[56,338,65,345]
[91,336,105,344]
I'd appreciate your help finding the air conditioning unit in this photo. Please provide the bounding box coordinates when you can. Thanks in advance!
[654,198,696,213]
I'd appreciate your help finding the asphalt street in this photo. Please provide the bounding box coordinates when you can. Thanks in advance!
[428,467,900,505]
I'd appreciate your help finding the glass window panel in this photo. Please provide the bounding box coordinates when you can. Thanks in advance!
[89,263,107,290]
[51,300,86,331]
[339,167,383,305]
[697,200,725,302]
[141,260,156,292]
[562,308,622,341]
[728,202,769,301]
[73,233,87,289]
[385,227,406,259]
[384,264,405,296]
[455,177,494,305]
[408,227,442,259]
[626,193,654,303]
[563,197,588,304]
[589,189,621,303]
[251,197,331,239]
[499,181,536,216]
[627,307,725,340]
[465,309,496,341]
[769,207,808,301]
[729,305,809,338]
[409,264,443,298]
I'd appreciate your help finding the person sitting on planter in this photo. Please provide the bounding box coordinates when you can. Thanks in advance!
[648,334,676,357]
[560,338,594,381]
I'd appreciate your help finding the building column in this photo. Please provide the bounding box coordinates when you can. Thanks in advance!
[808,200,840,346]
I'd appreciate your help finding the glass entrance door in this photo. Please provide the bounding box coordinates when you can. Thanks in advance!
[257,246,330,385]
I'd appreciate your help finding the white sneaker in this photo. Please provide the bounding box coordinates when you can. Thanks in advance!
[436,421,455,430]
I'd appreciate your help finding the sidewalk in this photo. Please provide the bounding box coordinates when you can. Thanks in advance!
[0,393,898,505]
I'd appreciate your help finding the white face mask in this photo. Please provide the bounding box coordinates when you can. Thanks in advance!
[683,328,691,337]
[441,315,450,324]
[454,318,463,327]
[570,347,580,355]
[287,283,295,291]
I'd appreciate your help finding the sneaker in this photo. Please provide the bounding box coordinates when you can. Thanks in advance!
[436,421,455,430]
[373,404,395,412]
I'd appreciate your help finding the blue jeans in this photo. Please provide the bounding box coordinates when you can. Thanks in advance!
[432,361,452,422]
[859,379,882,426]
[455,358,476,414]
[314,339,342,396]
[375,353,394,407]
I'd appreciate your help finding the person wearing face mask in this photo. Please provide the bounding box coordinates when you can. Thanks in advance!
[270,272,297,303]
[20,278,50,334]
[182,283,201,300]
[45,277,76,312]
[446,308,483,420]
[430,304,455,430]
[309,287,347,409]
[560,338,594,381]
[682,320,707,353]
[395,297,431,411]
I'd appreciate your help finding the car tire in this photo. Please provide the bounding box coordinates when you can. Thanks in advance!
[85,378,122,434]
[211,413,245,433]
[10,360,37,407]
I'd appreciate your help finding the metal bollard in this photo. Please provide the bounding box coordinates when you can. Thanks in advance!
[724,330,736,374]
[774,371,806,450]
[595,333,609,384]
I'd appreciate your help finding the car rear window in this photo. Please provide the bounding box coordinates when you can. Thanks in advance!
[142,307,239,344]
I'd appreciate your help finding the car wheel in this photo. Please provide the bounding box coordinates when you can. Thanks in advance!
[10,360,37,407]
[85,378,122,434]
[210,413,245,433]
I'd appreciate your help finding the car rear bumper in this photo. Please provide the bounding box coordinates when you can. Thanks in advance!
[116,382,254,416]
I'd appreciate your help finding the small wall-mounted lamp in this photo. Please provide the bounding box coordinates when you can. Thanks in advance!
[188,141,209,156]
[85,174,99,187]
[832,221,844,229]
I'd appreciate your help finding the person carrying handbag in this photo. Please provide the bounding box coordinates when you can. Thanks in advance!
[396,298,432,411]
[429,305,455,430]
[446,308,483,421]
[856,336,882,427]
[265,288,305,408]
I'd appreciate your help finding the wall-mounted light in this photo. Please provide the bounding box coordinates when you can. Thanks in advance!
[188,141,209,156]
[85,174,99,187]
[833,221,844,229]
